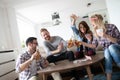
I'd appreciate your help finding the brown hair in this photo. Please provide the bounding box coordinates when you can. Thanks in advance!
[40,28,48,33]
[86,30,93,41]
[78,21,90,37]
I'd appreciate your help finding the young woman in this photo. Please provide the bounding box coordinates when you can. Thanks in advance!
[70,14,95,59]
[80,14,120,80]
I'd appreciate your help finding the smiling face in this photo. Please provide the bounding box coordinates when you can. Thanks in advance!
[90,18,98,28]
[79,24,87,33]
[30,40,38,51]
[78,21,90,34]
[40,30,51,41]
[26,37,38,53]
[90,14,104,29]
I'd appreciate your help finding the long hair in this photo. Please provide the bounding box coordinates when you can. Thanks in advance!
[90,14,106,38]
[78,21,90,37]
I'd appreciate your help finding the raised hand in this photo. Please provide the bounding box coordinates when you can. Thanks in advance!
[70,14,78,20]
[70,14,79,25]
[57,42,63,52]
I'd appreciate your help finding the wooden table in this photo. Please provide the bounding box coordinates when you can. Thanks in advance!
[38,53,104,80]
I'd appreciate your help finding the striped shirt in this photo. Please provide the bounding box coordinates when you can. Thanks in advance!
[16,51,47,80]
[92,24,120,50]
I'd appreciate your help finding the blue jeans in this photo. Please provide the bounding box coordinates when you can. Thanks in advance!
[104,44,120,73]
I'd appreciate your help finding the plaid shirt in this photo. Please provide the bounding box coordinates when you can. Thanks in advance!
[16,51,47,80]
[92,24,120,50]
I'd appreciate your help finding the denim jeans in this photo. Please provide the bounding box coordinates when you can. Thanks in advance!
[104,44,120,73]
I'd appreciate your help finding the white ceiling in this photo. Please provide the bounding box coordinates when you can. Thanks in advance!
[0,0,107,24]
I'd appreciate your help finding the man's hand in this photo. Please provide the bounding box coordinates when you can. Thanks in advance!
[19,50,41,72]
[57,42,63,52]
[41,59,49,68]
[30,50,41,61]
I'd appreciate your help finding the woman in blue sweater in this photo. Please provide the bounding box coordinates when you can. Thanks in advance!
[70,14,95,59]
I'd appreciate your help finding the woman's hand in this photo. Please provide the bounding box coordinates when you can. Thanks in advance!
[85,34,92,41]
[96,29,106,38]
[70,14,79,25]
[70,14,78,20]
[74,40,81,47]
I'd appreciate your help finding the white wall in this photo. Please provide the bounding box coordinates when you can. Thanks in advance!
[0,7,13,50]
[16,13,36,44]
[0,3,20,79]
[0,4,21,51]
[1,0,119,50]
[106,0,120,30]
[35,19,73,46]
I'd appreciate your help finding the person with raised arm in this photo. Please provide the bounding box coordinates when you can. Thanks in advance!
[79,14,120,80]
[70,14,96,59]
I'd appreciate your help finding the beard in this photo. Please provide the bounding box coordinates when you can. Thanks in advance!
[32,47,37,53]
[45,36,50,40]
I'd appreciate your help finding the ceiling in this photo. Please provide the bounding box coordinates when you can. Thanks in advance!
[0,0,107,25]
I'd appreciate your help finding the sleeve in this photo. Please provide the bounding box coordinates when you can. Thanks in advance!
[15,54,25,73]
[110,24,120,44]
[42,41,52,56]
[71,25,83,41]
[71,25,79,35]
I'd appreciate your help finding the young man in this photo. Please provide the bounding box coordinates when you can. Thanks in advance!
[16,37,62,80]
[40,28,81,80]
[40,28,75,63]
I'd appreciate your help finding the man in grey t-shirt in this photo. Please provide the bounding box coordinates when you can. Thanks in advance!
[40,28,81,80]
[40,28,75,63]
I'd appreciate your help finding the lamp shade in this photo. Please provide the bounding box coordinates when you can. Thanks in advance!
[52,12,60,20]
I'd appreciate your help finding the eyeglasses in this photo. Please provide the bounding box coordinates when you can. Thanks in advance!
[32,42,38,45]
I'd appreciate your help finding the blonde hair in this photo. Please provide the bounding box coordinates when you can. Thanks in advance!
[90,14,106,38]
